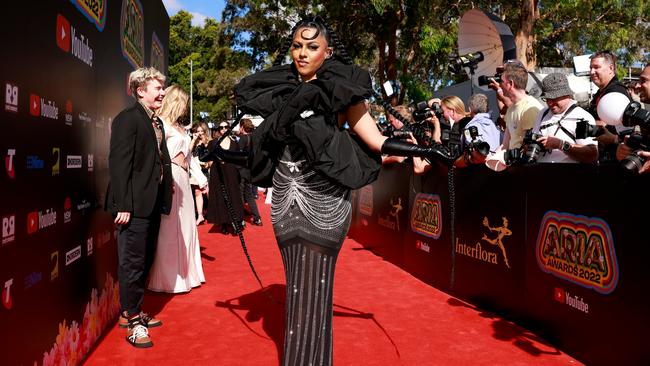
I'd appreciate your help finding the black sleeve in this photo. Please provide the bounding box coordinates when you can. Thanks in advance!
[108,111,136,212]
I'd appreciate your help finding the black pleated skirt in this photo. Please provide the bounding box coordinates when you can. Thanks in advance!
[279,238,339,366]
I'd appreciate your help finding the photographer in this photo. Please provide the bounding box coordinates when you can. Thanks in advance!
[588,51,631,162]
[498,62,544,150]
[484,60,526,130]
[616,65,650,172]
[530,73,598,163]
[454,94,501,168]
[411,96,469,174]
[382,105,413,164]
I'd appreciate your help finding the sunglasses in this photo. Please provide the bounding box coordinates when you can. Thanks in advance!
[217,126,228,130]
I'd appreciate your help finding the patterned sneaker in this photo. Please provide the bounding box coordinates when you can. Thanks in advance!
[126,318,153,348]
[119,311,162,328]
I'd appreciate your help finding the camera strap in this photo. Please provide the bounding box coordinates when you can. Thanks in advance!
[539,104,579,142]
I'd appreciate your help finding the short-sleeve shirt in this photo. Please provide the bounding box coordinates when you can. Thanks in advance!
[532,101,597,163]
[505,94,544,149]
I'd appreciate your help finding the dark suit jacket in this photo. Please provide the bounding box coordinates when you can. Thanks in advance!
[105,102,172,217]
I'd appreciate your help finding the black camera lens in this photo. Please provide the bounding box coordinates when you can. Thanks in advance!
[621,151,646,174]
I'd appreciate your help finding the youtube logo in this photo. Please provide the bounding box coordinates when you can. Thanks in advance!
[27,212,38,234]
[56,14,71,52]
[554,287,565,303]
[29,94,40,116]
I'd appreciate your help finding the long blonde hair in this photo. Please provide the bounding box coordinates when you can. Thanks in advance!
[158,85,189,125]
[441,95,469,118]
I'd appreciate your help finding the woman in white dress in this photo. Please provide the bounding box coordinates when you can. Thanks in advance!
[148,85,205,293]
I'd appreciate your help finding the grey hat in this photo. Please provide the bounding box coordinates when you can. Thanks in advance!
[541,73,574,99]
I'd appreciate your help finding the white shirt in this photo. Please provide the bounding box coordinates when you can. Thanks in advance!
[532,101,597,163]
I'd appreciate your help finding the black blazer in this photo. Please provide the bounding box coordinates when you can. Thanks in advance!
[105,102,172,217]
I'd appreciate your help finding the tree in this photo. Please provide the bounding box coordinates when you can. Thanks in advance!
[216,1,649,107]
[167,11,252,122]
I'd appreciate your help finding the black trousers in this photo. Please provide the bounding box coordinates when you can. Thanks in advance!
[117,214,160,315]
[241,180,261,220]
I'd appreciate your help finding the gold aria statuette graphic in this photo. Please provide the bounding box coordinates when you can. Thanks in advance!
[481,216,512,268]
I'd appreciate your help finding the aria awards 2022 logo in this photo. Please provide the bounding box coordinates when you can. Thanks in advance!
[410,193,442,239]
[536,211,619,294]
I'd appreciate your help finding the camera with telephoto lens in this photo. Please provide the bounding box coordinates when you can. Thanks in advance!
[381,124,412,139]
[574,119,605,139]
[521,130,546,164]
[505,130,546,165]
[622,101,650,129]
[412,101,444,123]
[463,126,491,159]
[618,101,650,174]
[477,74,503,86]
[620,132,650,174]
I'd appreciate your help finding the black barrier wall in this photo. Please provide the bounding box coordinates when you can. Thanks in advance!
[0,1,169,365]
[350,162,650,366]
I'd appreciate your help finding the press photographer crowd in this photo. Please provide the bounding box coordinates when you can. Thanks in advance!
[377,52,650,175]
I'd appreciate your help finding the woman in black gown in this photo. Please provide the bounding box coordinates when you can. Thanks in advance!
[205,122,245,233]
[227,15,443,366]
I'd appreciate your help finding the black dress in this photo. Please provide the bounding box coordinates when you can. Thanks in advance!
[235,58,381,366]
[205,137,244,230]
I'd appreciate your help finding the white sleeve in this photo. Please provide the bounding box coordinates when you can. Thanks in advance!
[189,156,208,188]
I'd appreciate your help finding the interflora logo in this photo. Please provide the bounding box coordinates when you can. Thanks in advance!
[455,216,512,268]
[120,0,145,68]
[536,211,619,294]
[377,197,403,231]
[70,0,107,31]
[5,82,18,112]
[56,14,93,66]
[410,193,442,239]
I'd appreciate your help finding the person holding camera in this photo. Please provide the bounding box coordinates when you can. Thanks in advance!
[616,64,650,172]
[454,94,501,168]
[588,51,631,161]
[382,105,413,164]
[530,73,598,163]
[497,62,544,151]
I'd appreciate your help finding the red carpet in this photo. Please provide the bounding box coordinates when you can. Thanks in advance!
[84,196,581,365]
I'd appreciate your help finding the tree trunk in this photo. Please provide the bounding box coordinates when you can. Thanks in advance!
[515,0,539,70]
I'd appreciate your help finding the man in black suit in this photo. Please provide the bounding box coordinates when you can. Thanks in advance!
[106,67,172,348]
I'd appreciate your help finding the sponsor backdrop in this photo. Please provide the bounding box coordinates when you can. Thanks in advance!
[350,162,650,366]
[0,1,169,365]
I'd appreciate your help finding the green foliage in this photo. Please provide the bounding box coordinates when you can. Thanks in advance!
[167,11,251,123]
[167,2,649,116]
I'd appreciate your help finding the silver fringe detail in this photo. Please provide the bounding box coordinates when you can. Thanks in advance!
[271,167,351,231]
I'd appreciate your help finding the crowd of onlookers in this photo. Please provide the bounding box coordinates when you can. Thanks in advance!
[189,118,264,234]
[381,52,650,174]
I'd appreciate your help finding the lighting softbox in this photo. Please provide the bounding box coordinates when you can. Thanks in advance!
[458,9,517,80]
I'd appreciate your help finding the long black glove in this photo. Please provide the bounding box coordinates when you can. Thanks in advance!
[381,138,454,165]
[197,144,249,167]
